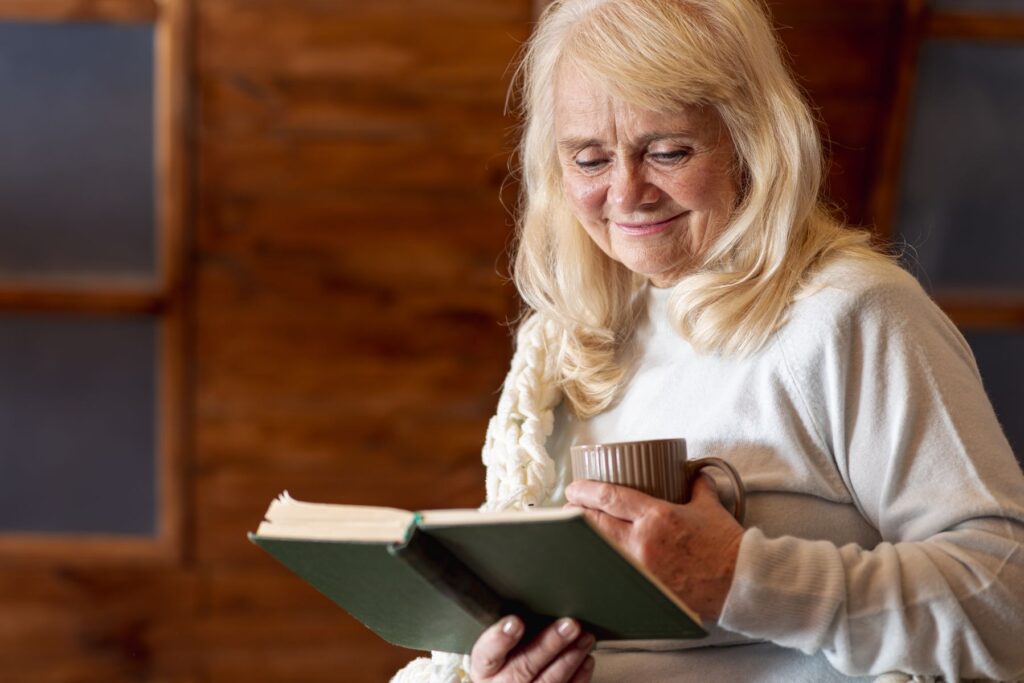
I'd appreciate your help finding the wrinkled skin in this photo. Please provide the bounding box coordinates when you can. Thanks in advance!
[564,477,744,621]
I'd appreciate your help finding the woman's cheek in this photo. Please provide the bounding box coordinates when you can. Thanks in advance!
[562,175,607,224]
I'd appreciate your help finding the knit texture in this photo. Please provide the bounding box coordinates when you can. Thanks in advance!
[391,315,563,682]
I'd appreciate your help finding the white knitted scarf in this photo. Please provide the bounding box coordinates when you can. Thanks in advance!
[391,315,564,682]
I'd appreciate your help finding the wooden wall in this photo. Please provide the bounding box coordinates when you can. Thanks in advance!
[193,0,530,680]
[0,1,900,681]
[771,0,902,227]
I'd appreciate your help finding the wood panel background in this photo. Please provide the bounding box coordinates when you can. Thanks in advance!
[0,1,901,681]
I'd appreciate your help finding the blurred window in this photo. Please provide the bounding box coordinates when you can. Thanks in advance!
[0,6,186,560]
[0,314,157,534]
[894,40,1024,289]
[883,2,1024,465]
[0,23,155,277]
[931,0,1024,12]
[963,330,1024,466]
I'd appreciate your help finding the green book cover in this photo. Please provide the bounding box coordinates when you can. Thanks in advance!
[249,494,706,654]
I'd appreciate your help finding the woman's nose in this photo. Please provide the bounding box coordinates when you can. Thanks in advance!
[608,163,659,211]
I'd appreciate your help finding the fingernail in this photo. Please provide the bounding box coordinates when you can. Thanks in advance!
[557,618,577,638]
[502,618,520,637]
[576,633,595,650]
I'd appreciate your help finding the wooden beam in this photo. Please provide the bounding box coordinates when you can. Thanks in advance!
[154,0,192,567]
[155,0,191,297]
[939,294,1024,330]
[869,0,928,240]
[0,0,156,23]
[156,302,188,564]
[0,534,175,567]
[928,13,1024,41]
[0,280,165,314]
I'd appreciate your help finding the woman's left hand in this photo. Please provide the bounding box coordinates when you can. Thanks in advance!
[564,476,745,621]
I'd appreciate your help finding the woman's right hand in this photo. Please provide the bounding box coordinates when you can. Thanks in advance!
[468,616,595,682]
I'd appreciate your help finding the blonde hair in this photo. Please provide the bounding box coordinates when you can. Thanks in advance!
[511,0,887,417]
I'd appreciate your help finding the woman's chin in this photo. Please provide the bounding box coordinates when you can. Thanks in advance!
[613,252,693,286]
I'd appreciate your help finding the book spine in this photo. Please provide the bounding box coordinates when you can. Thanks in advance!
[389,527,505,628]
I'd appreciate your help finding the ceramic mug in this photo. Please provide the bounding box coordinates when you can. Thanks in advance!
[570,438,745,523]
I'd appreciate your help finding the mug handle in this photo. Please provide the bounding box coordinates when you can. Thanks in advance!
[685,458,746,525]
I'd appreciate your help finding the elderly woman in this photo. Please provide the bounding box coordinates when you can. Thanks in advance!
[394,0,1024,681]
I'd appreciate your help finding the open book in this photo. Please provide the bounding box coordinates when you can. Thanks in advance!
[250,492,706,654]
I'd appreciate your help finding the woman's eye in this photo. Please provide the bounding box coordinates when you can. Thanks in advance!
[574,157,608,170]
[650,150,690,164]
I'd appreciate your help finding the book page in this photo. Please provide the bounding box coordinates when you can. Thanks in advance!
[256,491,416,542]
[256,494,587,542]
[420,507,582,526]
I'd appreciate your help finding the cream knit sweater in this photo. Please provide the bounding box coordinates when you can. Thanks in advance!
[393,261,1024,682]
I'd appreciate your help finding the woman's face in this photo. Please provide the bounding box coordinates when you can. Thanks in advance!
[554,67,740,287]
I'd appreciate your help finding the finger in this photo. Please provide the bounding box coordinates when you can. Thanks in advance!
[506,618,582,681]
[535,633,595,683]
[581,508,631,546]
[469,616,523,680]
[565,480,657,521]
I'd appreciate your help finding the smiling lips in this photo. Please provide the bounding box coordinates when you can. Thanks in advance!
[613,212,687,236]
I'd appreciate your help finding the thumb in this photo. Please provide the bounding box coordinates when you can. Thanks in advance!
[689,473,721,505]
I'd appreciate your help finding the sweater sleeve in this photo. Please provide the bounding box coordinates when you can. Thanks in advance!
[717,271,1024,680]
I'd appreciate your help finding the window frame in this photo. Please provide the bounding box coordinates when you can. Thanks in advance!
[0,0,190,566]
[871,0,1024,329]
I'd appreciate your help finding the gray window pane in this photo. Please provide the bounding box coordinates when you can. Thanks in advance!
[931,0,1024,11]
[963,330,1024,468]
[894,40,1024,290]
[0,314,157,535]
[0,22,155,278]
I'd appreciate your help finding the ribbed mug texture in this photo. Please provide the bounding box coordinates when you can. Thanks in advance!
[570,438,688,503]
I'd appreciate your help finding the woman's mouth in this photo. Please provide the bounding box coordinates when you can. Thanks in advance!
[613,212,686,236]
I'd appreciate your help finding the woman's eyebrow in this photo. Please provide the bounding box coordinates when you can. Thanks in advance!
[633,130,697,145]
[557,130,699,152]
[557,136,603,152]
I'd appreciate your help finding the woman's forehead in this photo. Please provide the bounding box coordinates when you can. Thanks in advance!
[554,69,721,145]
